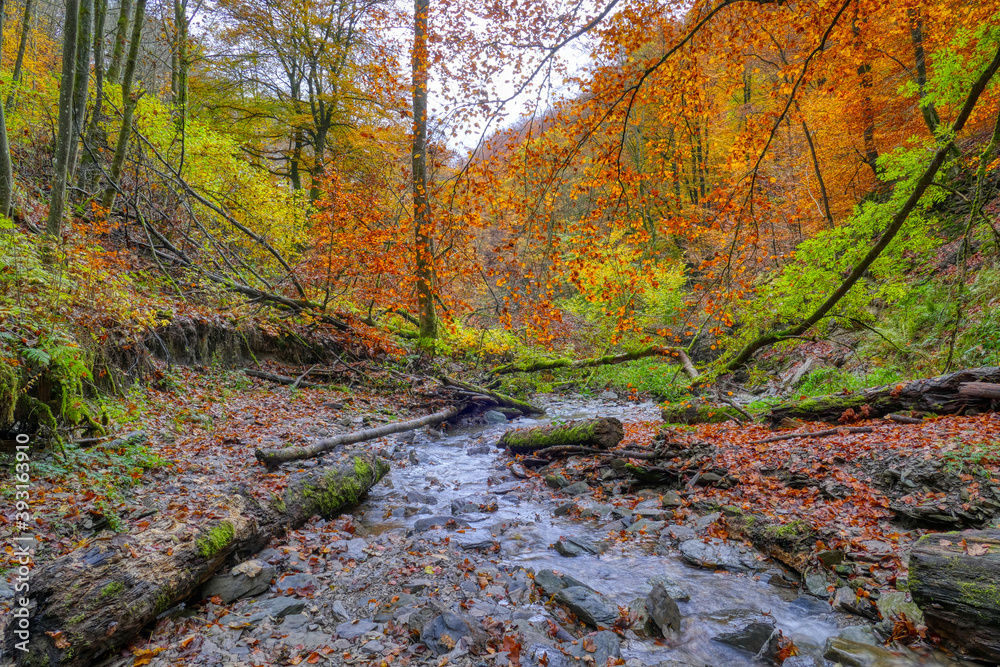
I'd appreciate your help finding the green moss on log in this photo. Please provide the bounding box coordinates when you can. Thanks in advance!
[661,399,741,425]
[498,418,623,454]
[99,582,124,599]
[301,456,390,518]
[196,521,235,558]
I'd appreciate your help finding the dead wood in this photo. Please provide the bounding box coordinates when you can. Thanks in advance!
[959,382,1000,399]
[498,418,623,454]
[255,405,463,469]
[245,369,329,389]
[752,426,875,444]
[439,375,544,415]
[11,452,389,667]
[491,345,699,381]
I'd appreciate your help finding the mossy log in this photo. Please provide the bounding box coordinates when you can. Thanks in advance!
[661,398,743,424]
[491,345,698,380]
[8,452,389,667]
[498,417,623,454]
[767,366,1000,426]
[439,375,543,415]
[909,529,1000,661]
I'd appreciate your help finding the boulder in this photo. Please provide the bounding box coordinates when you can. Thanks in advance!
[646,583,681,637]
[200,560,275,603]
[554,586,619,628]
[679,538,763,572]
[421,612,487,655]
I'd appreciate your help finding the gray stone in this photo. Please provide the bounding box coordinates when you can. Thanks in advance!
[406,578,434,593]
[679,539,762,572]
[646,583,681,637]
[280,614,310,631]
[201,561,275,603]
[554,503,576,517]
[413,515,470,532]
[545,474,572,489]
[361,640,385,654]
[275,573,319,593]
[405,490,438,505]
[804,569,832,598]
[335,619,378,640]
[661,491,683,508]
[534,569,592,596]
[633,508,672,521]
[626,518,665,534]
[875,591,924,625]
[330,600,349,621]
[466,445,492,455]
[823,636,902,667]
[659,524,696,545]
[837,625,880,646]
[563,482,591,496]
[598,390,619,400]
[647,574,690,602]
[694,512,722,531]
[483,410,508,424]
[246,597,306,625]
[782,657,821,667]
[554,537,598,557]
[421,612,486,655]
[818,549,845,567]
[713,621,775,655]
[832,586,857,612]
[553,586,618,628]
[568,630,621,665]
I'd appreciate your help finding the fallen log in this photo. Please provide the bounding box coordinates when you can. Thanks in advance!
[245,369,329,389]
[491,345,699,381]
[10,452,389,667]
[959,382,1000,399]
[909,529,1000,661]
[498,417,623,454]
[767,367,1000,426]
[440,375,544,415]
[752,426,874,444]
[256,405,462,469]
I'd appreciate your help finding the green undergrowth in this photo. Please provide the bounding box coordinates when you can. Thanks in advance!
[499,355,692,402]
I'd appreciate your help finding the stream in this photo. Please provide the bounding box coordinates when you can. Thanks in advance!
[351,396,965,667]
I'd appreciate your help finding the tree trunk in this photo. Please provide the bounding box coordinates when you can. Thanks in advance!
[909,529,1000,661]
[959,382,1000,399]
[412,0,437,340]
[255,405,462,470]
[9,452,389,667]
[498,417,624,454]
[766,367,1000,426]
[0,0,14,218]
[4,0,33,112]
[492,345,697,380]
[173,0,187,160]
[801,119,833,228]
[439,375,544,415]
[724,45,1000,371]
[78,0,107,193]
[105,0,133,84]
[45,0,80,237]
[101,0,146,212]
[66,0,93,182]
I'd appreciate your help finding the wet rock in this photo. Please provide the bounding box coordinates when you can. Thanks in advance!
[546,474,571,489]
[713,620,776,655]
[405,490,438,505]
[554,537,598,557]
[804,569,832,598]
[534,569,591,596]
[646,582,681,637]
[626,518,665,534]
[647,574,690,602]
[275,572,319,594]
[567,630,621,665]
[818,549,845,567]
[628,597,655,636]
[781,657,821,667]
[658,524,696,547]
[832,586,857,612]
[679,538,762,572]
[633,508,671,521]
[201,560,275,603]
[345,537,368,561]
[335,618,378,640]
[837,625,880,645]
[554,503,576,517]
[563,481,591,496]
[466,444,492,455]
[245,597,306,625]
[694,511,722,531]
[823,636,902,666]
[661,491,683,508]
[598,390,619,400]
[405,578,433,593]
[554,586,619,628]
[413,515,470,532]
[484,410,508,424]
[453,530,497,551]
[421,612,486,655]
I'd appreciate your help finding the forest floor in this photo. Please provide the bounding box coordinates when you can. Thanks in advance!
[3,363,998,666]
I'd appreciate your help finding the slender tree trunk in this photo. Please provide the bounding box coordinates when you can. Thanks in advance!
[412,0,437,339]
[0,0,14,218]
[801,119,833,228]
[4,0,32,112]
[67,0,93,182]
[106,0,133,84]
[908,8,940,136]
[101,0,146,212]
[290,130,303,191]
[78,0,107,194]
[46,0,80,237]
[173,0,187,169]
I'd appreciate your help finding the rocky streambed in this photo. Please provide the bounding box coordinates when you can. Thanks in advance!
[130,397,977,667]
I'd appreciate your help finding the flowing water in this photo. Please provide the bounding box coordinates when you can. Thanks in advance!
[351,397,962,666]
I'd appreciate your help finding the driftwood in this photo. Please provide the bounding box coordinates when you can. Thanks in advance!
[491,345,699,381]
[886,413,924,424]
[767,367,1000,426]
[245,369,329,389]
[255,405,462,469]
[910,529,1000,661]
[439,375,544,415]
[10,452,389,667]
[752,426,874,444]
[959,382,1000,399]
[498,417,623,454]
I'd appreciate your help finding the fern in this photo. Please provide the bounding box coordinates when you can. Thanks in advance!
[21,347,52,367]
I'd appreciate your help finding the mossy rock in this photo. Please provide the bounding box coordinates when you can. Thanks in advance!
[661,398,741,425]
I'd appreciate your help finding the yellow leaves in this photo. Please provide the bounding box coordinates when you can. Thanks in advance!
[133,646,166,666]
